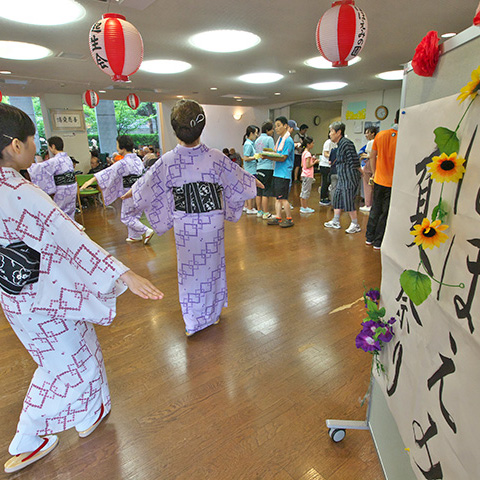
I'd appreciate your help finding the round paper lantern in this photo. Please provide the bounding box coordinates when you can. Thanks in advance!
[316,0,368,67]
[126,93,140,110]
[0,91,2,102]
[89,13,143,82]
[83,89,99,108]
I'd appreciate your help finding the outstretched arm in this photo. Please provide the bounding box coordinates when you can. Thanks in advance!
[120,270,164,300]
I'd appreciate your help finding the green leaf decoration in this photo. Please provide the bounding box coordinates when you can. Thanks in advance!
[432,204,439,221]
[433,127,460,156]
[400,269,432,306]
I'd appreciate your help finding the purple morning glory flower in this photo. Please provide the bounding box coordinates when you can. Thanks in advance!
[365,288,380,305]
[361,320,394,343]
[388,317,397,325]
[355,330,381,352]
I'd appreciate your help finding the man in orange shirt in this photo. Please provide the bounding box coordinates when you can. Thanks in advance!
[365,110,399,250]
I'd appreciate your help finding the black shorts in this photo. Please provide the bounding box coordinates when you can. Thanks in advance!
[294,154,302,168]
[256,169,274,197]
[272,176,290,200]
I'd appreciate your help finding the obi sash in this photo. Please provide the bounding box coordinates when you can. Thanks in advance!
[173,182,223,214]
[123,174,142,188]
[0,242,40,295]
[54,171,76,186]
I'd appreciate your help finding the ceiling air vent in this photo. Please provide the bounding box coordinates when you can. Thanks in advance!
[55,52,86,61]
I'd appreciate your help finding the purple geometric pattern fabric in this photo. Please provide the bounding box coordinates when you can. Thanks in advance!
[132,144,256,333]
[28,152,77,219]
[95,153,149,238]
[0,167,129,450]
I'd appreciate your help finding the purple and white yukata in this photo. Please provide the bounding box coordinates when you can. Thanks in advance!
[28,152,77,220]
[132,144,256,334]
[0,167,128,455]
[94,153,149,240]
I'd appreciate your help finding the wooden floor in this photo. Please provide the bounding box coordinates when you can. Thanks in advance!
[0,181,384,480]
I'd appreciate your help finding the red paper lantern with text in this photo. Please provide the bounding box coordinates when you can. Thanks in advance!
[316,0,368,67]
[126,93,140,110]
[0,91,2,102]
[89,13,143,82]
[83,89,100,108]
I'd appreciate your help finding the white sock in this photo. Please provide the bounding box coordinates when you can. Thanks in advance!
[9,433,44,455]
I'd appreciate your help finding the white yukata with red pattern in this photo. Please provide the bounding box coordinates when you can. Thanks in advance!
[28,152,77,220]
[0,167,129,455]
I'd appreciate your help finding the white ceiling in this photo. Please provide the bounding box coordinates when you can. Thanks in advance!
[0,0,478,106]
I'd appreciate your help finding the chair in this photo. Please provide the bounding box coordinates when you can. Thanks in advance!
[76,174,106,225]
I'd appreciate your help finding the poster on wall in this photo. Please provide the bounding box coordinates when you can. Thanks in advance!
[50,109,86,131]
[345,101,366,120]
[377,93,480,479]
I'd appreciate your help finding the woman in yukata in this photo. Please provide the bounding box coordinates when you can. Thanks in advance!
[126,99,261,336]
[0,103,163,473]
[81,135,154,244]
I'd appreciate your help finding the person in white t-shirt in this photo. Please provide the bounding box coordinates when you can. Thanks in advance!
[318,134,335,206]
[359,126,378,212]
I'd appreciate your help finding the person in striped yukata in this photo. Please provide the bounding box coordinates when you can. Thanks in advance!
[324,122,362,234]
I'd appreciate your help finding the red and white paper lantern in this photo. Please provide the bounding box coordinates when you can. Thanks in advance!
[83,89,99,108]
[0,90,2,102]
[126,93,140,110]
[89,13,144,82]
[316,0,368,67]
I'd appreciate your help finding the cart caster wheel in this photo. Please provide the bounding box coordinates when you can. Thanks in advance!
[329,428,346,443]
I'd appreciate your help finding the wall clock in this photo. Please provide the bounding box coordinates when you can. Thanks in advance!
[313,115,321,126]
[375,105,389,121]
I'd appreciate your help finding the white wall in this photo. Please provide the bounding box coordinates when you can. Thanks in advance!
[159,101,270,154]
[327,88,402,150]
[40,94,90,172]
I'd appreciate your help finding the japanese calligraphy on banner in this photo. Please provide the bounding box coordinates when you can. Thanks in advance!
[377,94,480,479]
[50,109,85,131]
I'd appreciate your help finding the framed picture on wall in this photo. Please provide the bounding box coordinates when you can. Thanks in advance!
[50,109,85,131]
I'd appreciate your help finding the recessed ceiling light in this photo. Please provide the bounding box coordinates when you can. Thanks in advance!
[0,70,12,75]
[236,99,243,102]
[176,95,184,98]
[189,30,260,53]
[140,60,192,74]
[99,90,106,93]
[0,41,52,60]
[210,87,218,91]
[0,0,85,25]
[376,70,404,81]
[441,32,456,38]
[309,82,347,91]
[239,72,283,84]
[274,92,281,95]
[305,56,361,69]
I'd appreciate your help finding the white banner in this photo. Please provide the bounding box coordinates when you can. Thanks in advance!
[376,93,480,479]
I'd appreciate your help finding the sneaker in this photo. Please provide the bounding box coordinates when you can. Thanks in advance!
[126,236,143,243]
[359,205,371,213]
[324,220,341,229]
[319,200,331,206]
[243,206,247,212]
[262,212,272,220]
[256,210,264,217]
[365,240,373,245]
[267,217,280,225]
[345,223,362,234]
[246,208,257,215]
[373,245,381,251]
[144,228,155,244]
[305,207,315,213]
[279,218,294,228]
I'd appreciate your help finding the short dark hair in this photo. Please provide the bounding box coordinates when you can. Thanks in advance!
[330,121,345,136]
[48,136,64,151]
[395,109,400,124]
[302,136,314,148]
[261,121,273,133]
[117,135,134,152]
[275,116,288,126]
[91,149,99,157]
[171,99,206,145]
[365,126,378,135]
[0,103,36,160]
[299,124,309,130]
[222,148,230,156]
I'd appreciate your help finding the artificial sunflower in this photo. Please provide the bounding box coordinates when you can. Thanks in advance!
[427,152,466,183]
[410,218,449,250]
[457,65,480,103]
